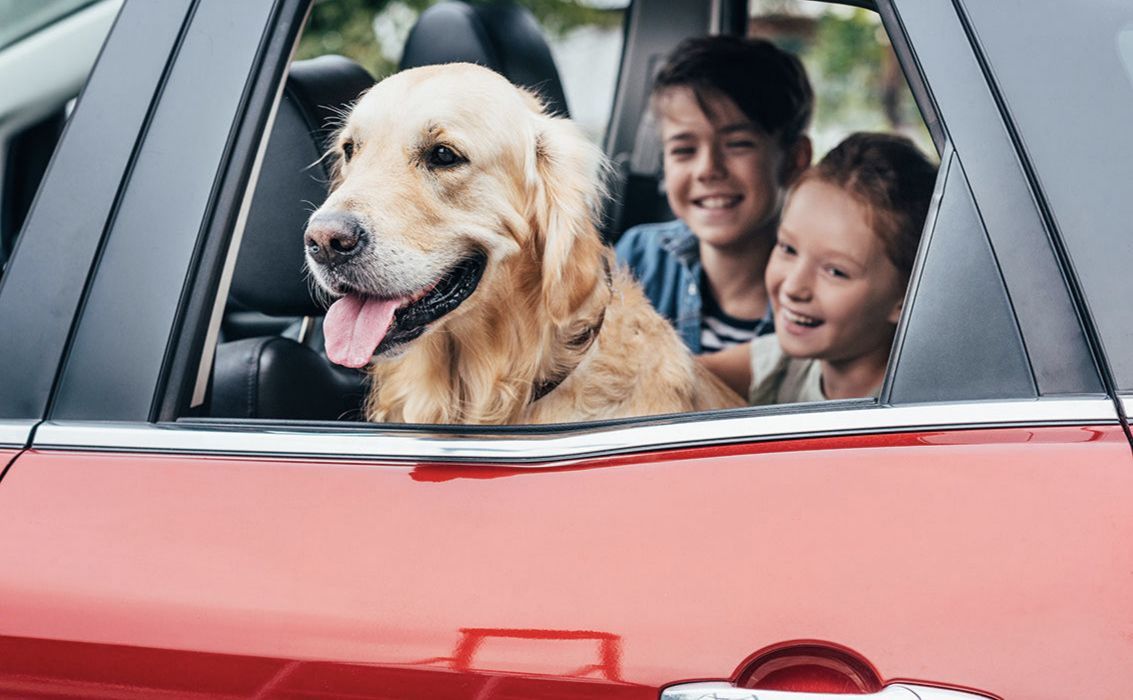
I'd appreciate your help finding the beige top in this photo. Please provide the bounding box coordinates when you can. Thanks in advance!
[748,334,826,406]
[748,334,885,405]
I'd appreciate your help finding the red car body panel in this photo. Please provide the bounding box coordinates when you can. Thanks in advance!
[0,449,18,469]
[0,426,1129,698]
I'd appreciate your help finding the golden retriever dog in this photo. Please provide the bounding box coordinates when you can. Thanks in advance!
[303,63,743,424]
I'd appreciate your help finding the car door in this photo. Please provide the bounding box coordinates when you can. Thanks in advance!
[0,0,1129,698]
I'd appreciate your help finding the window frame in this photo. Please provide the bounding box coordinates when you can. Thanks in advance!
[21,0,1118,459]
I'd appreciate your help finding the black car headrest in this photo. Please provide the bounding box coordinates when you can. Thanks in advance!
[230,55,374,318]
[399,1,570,118]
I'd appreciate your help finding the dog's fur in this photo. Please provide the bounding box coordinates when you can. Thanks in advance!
[305,63,743,424]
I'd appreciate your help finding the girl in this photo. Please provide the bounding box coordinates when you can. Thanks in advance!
[701,132,936,404]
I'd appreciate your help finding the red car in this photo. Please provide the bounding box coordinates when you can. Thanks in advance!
[0,0,1130,698]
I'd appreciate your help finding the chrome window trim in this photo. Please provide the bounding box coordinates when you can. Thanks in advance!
[32,397,1116,464]
[0,420,36,449]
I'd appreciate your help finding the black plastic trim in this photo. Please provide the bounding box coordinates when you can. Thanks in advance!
[952,0,1129,438]
[0,0,195,419]
[887,0,1102,397]
[50,0,294,421]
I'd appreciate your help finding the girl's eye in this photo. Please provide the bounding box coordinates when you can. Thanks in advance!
[427,144,465,168]
[826,266,850,280]
[777,241,797,256]
[342,140,355,163]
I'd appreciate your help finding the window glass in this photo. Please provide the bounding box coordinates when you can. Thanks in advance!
[960,1,1133,391]
[0,0,100,52]
[296,0,627,142]
[0,0,120,272]
[204,0,948,425]
[748,0,932,157]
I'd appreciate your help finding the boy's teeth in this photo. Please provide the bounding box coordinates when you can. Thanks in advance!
[698,196,740,209]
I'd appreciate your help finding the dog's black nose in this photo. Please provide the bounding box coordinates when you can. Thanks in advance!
[305,213,368,265]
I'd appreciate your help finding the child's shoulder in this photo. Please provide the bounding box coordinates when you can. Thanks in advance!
[618,219,692,247]
[615,219,695,262]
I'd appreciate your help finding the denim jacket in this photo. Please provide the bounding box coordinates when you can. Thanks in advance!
[616,219,773,353]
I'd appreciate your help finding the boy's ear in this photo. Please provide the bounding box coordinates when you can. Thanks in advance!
[779,135,812,185]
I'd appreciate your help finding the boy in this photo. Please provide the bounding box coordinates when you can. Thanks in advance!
[616,35,813,353]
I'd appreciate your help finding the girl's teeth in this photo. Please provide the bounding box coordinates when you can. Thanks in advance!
[785,309,821,327]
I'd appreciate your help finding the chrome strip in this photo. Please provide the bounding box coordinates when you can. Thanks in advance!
[33,397,1116,464]
[1119,393,1132,420]
[0,420,36,449]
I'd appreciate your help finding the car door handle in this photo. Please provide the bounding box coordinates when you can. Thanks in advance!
[661,682,990,700]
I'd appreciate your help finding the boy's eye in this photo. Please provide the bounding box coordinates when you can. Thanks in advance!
[668,147,695,158]
[725,140,756,150]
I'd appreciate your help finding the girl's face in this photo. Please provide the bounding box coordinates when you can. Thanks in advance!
[765,179,907,363]
[657,87,798,251]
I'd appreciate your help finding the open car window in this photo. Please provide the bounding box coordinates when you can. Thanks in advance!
[197,0,960,428]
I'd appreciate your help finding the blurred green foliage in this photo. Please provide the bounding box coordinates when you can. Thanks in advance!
[297,0,620,79]
[750,3,932,155]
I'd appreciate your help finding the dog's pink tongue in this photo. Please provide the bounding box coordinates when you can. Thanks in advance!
[324,295,400,368]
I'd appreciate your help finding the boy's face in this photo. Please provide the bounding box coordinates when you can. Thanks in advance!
[765,179,906,364]
[657,87,801,252]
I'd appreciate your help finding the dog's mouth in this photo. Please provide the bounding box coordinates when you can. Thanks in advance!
[323,251,488,368]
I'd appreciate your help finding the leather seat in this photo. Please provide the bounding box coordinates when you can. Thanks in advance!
[210,55,374,420]
[399,1,570,118]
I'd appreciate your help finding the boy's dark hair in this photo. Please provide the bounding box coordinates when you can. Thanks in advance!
[800,132,937,278]
[652,35,814,146]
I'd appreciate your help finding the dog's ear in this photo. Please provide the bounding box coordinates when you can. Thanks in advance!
[526,108,610,324]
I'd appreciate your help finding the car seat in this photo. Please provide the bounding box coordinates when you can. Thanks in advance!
[209,55,374,420]
[399,0,570,118]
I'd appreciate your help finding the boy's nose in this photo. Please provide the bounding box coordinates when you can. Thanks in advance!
[695,146,726,180]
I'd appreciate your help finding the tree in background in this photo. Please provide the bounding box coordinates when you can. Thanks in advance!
[749,1,932,155]
[297,0,620,79]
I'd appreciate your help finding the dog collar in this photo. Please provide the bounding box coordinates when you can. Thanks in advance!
[530,258,612,404]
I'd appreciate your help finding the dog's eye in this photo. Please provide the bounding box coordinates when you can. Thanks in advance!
[342,140,355,163]
[427,145,464,169]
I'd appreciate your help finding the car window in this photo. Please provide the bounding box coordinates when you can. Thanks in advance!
[0,0,101,52]
[0,0,121,273]
[959,0,1133,393]
[189,0,976,427]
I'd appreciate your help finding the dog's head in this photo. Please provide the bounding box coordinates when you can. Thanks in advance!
[304,63,608,368]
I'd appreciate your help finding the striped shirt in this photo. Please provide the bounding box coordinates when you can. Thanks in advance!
[699,274,774,353]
